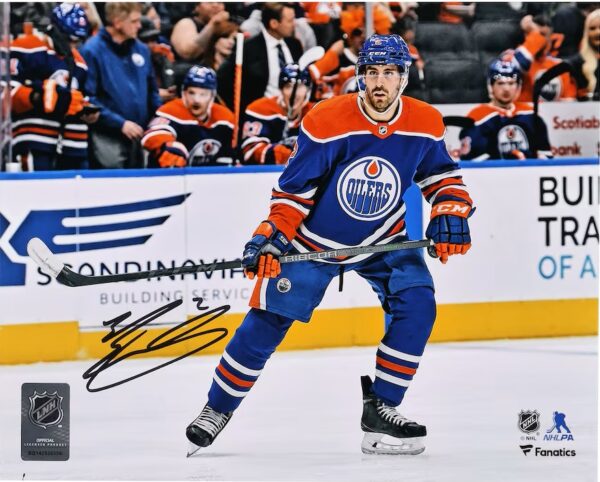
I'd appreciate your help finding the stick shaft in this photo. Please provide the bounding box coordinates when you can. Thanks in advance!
[52,239,432,287]
[231,32,244,149]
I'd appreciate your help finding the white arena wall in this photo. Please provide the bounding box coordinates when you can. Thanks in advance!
[0,157,596,364]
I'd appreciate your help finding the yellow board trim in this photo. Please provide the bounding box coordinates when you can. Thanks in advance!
[1,299,597,365]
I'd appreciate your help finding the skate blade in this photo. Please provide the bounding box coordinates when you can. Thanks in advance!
[361,433,425,455]
[186,441,202,457]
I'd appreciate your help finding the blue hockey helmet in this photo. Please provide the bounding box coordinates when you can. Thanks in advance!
[279,63,312,89]
[182,65,218,91]
[52,3,89,40]
[488,59,522,85]
[356,34,412,74]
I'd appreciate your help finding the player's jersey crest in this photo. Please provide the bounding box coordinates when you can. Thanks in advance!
[337,157,401,221]
[497,124,529,155]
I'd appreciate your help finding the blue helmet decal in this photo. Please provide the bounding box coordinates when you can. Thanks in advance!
[488,59,522,84]
[279,63,312,89]
[182,65,218,91]
[52,3,89,40]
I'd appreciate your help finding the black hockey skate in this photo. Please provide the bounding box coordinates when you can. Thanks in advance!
[360,375,426,455]
[186,403,232,456]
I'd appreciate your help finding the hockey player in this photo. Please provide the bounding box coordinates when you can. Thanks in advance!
[459,59,553,161]
[141,65,235,167]
[10,3,97,170]
[186,34,474,456]
[240,63,314,165]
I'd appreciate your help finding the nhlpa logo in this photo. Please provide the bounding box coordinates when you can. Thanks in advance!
[498,124,529,156]
[0,194,189,286]
[518,410,540,434]
[337,156,400,221]
[28,391,64,429]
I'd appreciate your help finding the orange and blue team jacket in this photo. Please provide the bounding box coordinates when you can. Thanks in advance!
[265,93,472,261]
[10,32,89,160]
[459,102,553,161]
[141,98,235,167]
[509,30,577,102]
[240,97,314,164]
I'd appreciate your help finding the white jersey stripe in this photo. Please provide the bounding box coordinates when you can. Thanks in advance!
[378,343,421,363]
[375,370,411,387]
[213,373,247,397]
[222,350,263,377]
[416,169,462,189]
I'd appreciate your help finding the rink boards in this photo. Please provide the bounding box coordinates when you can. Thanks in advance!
[0,159,597,364]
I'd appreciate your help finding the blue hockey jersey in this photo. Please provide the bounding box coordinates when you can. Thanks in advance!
[10,32,89,160]
[266,93,472,263]
[459,102,553,161]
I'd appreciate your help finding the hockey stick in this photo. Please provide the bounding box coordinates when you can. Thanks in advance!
[231,32,244,149]
[27,237,434,288]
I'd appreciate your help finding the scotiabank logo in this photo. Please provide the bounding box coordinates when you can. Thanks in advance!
[553,115,600,130]
[0,194,189,286]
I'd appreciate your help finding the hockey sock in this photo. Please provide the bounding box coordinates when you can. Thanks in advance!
[373,286,436,406]
[208,308,295,413]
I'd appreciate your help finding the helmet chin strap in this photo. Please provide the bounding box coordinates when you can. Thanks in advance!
[359,75,407,120]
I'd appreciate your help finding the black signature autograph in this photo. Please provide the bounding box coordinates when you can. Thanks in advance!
[83,297,229,392]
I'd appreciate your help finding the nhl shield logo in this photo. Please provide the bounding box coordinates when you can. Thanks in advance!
[518,410,540,434]
[378,125,387,135]
[28,391,64,429]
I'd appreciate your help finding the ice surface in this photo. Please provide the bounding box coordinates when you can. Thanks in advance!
[0,337,596,481]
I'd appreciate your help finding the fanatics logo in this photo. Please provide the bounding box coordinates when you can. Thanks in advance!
[336,156,401,221]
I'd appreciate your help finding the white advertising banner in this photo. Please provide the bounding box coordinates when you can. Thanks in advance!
[0,162,597,327]
[426,163,599,303]
[438,101,600,160]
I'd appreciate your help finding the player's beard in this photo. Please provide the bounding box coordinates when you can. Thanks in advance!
[366,86,400,113]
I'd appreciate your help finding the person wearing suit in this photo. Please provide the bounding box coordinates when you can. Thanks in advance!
[217,3,303,113]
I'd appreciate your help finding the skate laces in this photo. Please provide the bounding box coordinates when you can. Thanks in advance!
[192,406,230,437]
[376,402,414,426]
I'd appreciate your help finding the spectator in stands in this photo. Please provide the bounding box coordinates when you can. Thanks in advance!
[321,27,364,95]
[170,2,229,62]
[507,14,577,102]
[10,3,96,171]
[202,21,239,72]
[138,16,177,103]
[302,2,341,48]
[218,3,303,113]
[240,63,314,165]
[459,59,552,161]
[552,2,600,58]
[567,9,600,101]
[81,2,161,168]
[340,3,396,37]
[438,2,475,25]
[141,65,235,167]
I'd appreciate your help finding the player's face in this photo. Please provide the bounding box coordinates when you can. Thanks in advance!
[282,83,309,118]
[114,11,142,40]
[364,65,402,113]
[491,78,520,106]
[589,17,600,51]
[183,86,213,118]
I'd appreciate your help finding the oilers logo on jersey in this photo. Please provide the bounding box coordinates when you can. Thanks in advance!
[337,157,400,221]
[188,139,222,164]
[497,125,529,155]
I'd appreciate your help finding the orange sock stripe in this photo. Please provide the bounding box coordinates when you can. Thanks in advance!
[376,356,417,376]
[217,364,255,388]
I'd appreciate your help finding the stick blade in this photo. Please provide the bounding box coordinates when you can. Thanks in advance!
[27,237,64,278]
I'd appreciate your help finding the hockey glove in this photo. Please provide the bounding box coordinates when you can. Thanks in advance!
[242,220,292,279]
[158,141,188,168]
[31,80,84,117]
[425,201,474,264]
